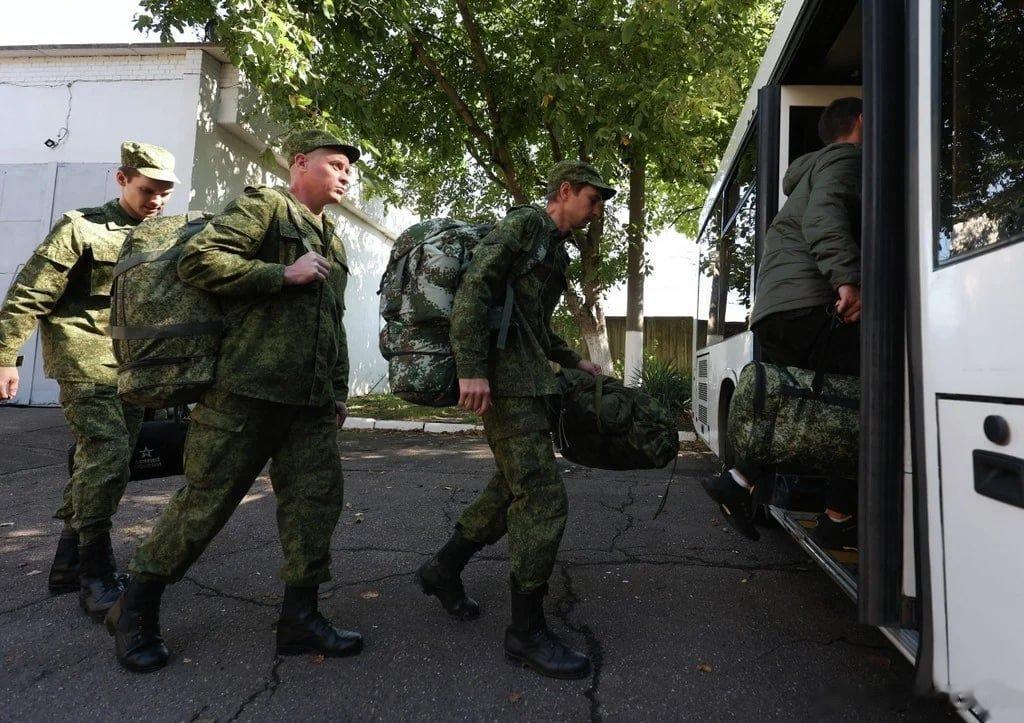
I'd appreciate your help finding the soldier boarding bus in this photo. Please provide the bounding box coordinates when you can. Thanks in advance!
[691,0,1023,719]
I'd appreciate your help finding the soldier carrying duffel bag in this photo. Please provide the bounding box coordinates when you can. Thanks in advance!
[553,368,679,471]
[702,309,860,544]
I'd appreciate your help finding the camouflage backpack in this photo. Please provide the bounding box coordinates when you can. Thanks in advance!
[727,361,859,477]
[379,215,546,407]
[109,212,222,407]
[553,369,679,470]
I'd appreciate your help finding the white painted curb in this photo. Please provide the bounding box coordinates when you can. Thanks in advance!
[344,416,692,440]
[373,419,426,431]
[344,417,483,433]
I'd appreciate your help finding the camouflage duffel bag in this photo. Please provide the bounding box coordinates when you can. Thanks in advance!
[110,212,222,407]
[728,362,859,478]
[378,218,492,407]
[553,369,679,470]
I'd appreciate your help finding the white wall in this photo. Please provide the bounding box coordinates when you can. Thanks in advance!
[0,47,402,401]
[0,52,197,214]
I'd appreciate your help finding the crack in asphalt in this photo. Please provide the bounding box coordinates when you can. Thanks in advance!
[29,649,101,686]
[440,485,462,530]
[322,568,417,594]
[552,563,605,723]
[187,704,211,722]
[601,483,638,554]
[227,656,283,721]
[0,594,53,619]
[183,576,277,609]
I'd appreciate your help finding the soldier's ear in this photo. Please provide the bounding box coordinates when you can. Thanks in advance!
[115,170,129,189]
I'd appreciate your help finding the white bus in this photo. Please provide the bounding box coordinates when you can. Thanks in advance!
[691,1,1023,719]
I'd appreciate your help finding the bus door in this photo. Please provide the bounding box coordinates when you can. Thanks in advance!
[908,1,1024,717]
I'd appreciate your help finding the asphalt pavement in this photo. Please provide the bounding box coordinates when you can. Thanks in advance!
[0,406,955,721]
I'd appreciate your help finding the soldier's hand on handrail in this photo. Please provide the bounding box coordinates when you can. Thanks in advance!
[283,251,331,286]
[458,378,492,416]
[0,367,19,401]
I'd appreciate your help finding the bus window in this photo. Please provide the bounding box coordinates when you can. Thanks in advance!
[938,0,1024,264]
[696,202,721,346]
[718,134,758,336]
[724,185,757,329]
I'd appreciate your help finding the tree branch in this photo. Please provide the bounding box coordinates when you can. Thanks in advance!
[464,140,506,189]
[455,0,499,130]
[453,1,526,203]
[546,117,564,162]
[405,26,492,151]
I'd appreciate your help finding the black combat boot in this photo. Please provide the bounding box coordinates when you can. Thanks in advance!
[47,526,81,595]
[105,579,169,673]
[275,585,363,658]
[416,528,484,620]
[78,533,125,622]
[504,585,590,680]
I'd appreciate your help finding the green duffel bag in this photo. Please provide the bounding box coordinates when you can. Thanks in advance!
[109,212,222,407]
[553,369,679,470]
[728,361,859,478]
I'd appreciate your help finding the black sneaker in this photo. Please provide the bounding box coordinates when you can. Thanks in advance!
[809,515,858,551]
[701,470,760,541]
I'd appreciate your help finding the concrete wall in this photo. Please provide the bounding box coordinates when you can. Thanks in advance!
[0,46,402,402]
[0,51,197,214]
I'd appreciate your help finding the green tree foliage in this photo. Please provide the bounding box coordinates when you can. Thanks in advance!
[136,0,780,360]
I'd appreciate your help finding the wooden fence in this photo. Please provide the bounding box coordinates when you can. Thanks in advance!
[602,316,744,372]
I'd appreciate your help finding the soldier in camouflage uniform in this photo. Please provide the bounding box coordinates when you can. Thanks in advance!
[106,130,363,674]
[417,161,615,680]
[0,142,177,621]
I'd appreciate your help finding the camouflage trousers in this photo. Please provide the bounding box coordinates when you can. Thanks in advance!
[55,381,143,545]
[130,389,344,587]
[457,396,567,592]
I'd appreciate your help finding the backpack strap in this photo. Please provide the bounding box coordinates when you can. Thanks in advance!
[110,320,223,340]
[493,207,558,349]
[495,281,516,350]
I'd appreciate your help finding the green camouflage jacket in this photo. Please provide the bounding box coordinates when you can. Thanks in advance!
[451,204,581,397]
[177,186,349,407]
[0,199,139,384]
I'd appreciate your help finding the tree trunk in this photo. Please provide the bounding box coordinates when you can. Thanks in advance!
[564,212,612,371]
[624,149,646,386]
[564,286,613,371]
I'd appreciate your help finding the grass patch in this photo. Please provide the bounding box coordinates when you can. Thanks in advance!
[346,394,479,424]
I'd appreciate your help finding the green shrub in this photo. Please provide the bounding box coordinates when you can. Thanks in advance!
[630,356,691,422]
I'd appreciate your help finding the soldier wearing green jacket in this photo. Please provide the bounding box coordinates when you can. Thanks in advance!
[106,130,363,674]
[417,161,614,680]
[0,142,177,621]
[702,97,864,551]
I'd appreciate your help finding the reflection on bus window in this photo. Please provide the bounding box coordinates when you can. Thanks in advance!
[696,203,721,346]
[938,0,1024,263]
[699,132,758,345]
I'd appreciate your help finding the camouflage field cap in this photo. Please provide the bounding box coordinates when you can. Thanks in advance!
[281,129,361,164]
[120,141,180,184]
[546,160,616,200]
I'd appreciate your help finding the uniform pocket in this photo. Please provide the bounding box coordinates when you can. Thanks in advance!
[277,217,306,265]
[89,244,121,297]
[183,400,247,488]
